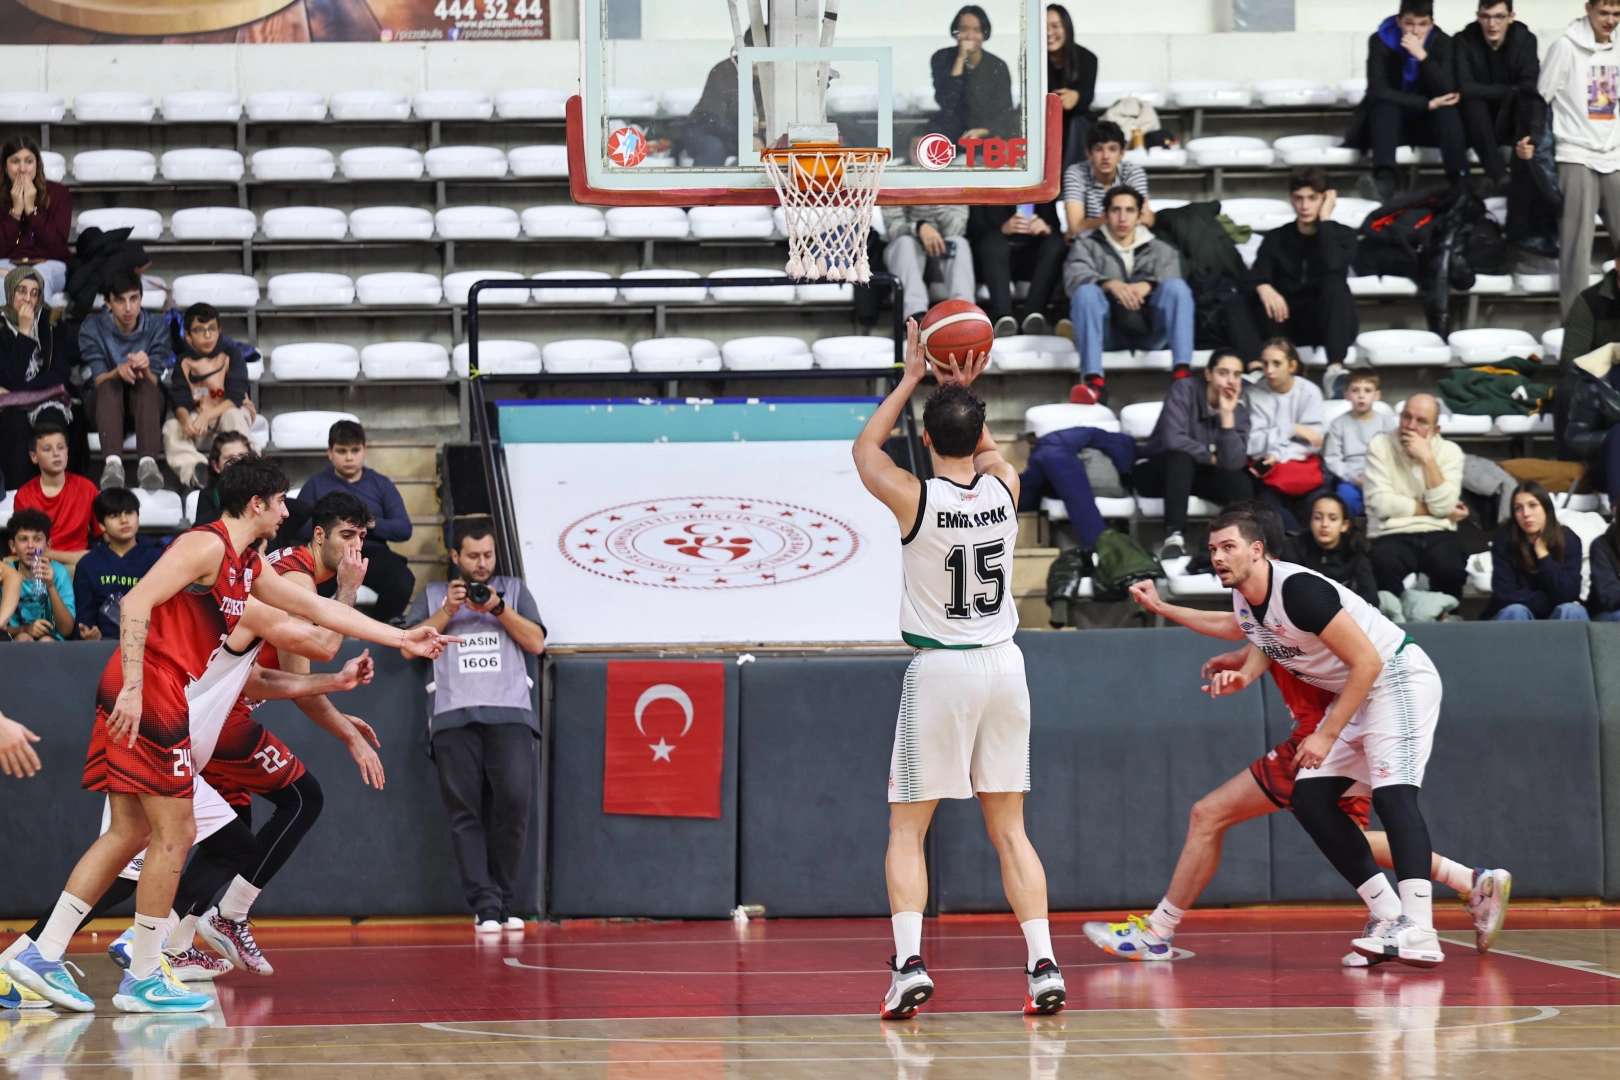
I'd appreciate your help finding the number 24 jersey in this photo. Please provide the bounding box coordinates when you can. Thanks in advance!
[899,475,1018,649]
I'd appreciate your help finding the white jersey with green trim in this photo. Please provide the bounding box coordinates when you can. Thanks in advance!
[899,474,1019,649]
[1232,560,1410,693]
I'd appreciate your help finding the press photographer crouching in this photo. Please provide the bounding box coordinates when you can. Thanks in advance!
[406,517,547,934]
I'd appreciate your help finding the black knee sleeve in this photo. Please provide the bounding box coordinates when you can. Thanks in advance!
[245,771,324,889]
[1371,784,1433,882]
[1291,777,1383,889]
[174,817,257,919]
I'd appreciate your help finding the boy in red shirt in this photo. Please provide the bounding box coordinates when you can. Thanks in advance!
[13,420,98,567]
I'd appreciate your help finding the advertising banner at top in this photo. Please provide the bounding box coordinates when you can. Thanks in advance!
[0,0,548,44]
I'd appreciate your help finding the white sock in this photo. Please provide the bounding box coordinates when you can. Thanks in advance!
[1357,874,1402,922]
[1399,878,1434,931]
[0,933,33,967]
[1021,918,1054,969]
[1434,857,1475,895]
[164,914,199,955]
[218,876,261,922]
[892,911,924,963]
[35,892,90,963]
[1147,899,1185,941]
[130,912,166,980]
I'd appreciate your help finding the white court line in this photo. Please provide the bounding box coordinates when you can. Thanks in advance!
[499,949,1197,976]
[1438,935,1620,979]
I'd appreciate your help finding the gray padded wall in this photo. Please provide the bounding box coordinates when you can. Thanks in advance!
[1592,624,1620,900]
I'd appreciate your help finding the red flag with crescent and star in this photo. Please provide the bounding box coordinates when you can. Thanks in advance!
[604,661,726,818]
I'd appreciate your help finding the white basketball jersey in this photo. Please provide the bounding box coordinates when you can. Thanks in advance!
[187,638,262,771]
[1232,560,1410,693]
[900,475,1019,648]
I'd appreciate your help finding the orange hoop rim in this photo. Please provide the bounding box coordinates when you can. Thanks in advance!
[761,144,893,166]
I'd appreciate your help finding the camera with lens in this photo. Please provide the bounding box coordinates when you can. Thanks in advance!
[464,580,495,606]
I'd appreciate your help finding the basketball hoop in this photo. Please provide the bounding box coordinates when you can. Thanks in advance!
[762,141,890,283]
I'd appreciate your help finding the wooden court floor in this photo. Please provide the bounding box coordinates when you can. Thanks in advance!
[6,908,1620,1078]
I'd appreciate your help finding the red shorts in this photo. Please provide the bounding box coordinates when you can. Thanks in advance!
[1250,736,1372,830]
[82,670,195,798]
[201,704,305,808]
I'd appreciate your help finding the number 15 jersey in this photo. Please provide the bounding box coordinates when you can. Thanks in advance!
[899,474,1018,649]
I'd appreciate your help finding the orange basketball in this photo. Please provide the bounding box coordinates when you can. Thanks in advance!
[918,299,994,366]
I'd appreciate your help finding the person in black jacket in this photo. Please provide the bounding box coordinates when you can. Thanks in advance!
[0,265,75,487]
[1346,0,1470,204]
[1554,342,1620,507]
[1285,492,1379,605]
[1484,481,1588,620]
[680,29,767,168]
[1590,518,1620,621]
[1453,0,1539,191]
[968,203,1068,337]
[931,6,1020,143]
[1046,4,1097,168]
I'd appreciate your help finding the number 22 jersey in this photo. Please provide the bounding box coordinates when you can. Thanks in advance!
[899,474,1018,649]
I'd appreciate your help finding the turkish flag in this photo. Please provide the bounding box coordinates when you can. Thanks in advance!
[603,661,726,818]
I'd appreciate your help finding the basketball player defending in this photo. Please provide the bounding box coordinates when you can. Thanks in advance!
[4,457,453,1013]
[853,320,1065,1018]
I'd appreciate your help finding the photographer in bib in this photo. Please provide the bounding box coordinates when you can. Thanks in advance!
[405,517,547,934]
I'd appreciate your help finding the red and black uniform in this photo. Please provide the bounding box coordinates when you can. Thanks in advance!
[83,520,260,798]
[1249,664,1373,830]
[202,545,315,807]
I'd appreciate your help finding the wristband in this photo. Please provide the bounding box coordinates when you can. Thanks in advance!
[490,599,506,617]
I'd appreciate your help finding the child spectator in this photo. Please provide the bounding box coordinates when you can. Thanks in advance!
[1285,492,1379,604]
[72,487,161,640]
[0,134,70,297]
[1485,480,1587,620]
[1061,121,1153,239]
[1324,369,1398,515]
[79,265,171,492]
[190,430,254,529]
[13,420,98,567]
[1590,517,1620,622]
[164,303,255,489]
[1246,338,1328,530]
[4,508,73,641]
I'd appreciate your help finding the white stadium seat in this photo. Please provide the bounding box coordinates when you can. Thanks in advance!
[1331,197,1381,228]
[72,150,156,183]
[542,339,633,374]
[688,206,775,240]
[1187,137,1275,168]
[660,87,704,116]
[172,274,259,309]
[531,270,618,304]
[1515,272,1559,294]
[1543,328,1565,362]
[522,205,606,238]
[1170,80,1251,108]
[349,205,434,241]
[495,88,568,119]
[73,91,154,122]
[1254,79,1336,107]
[1120,401,1163,439]
[262,206,347,241]
[1447,328,1540,365]
[355,272,441,306]
[270,342,359,381]
[909,85,940,112]
[40,151,64,184]
[140,275,167,309]
[252,147,335,181]
[133,489,183,529]
[1348,275,1419,297]
[161,91,241,122]
[813,336,893,369]
[361,342,451,380]
[1357,329,1451,366]
[720,336,813,371]
[508,145,568,178]
[412,89,493,120]
[1163,556,1228,598]
[452,340,541,378]
[631,337,722,373]
[1396,146,1443,166]
[1470,274,1513,294]
[184,489,198,524]
[246,90,326,122]
[1218,197,1294,232]
[1148,199,1188,215]
[246,359,264,381]
[1493,413,1554,436]
[1486,196,1508,227]
[1339,78,1369,105]
[619,269,705,302]
[0,92,64,123]
[268,272,356,306]
[443,270,527,306]
[605,206,690,239]
[1024,403,1121,438]
[1043,497,1134,525]
[1393,398,1493,436]
[272,411,359,450]
[77,207,161,242]
[424,145,507,179]
[1137,497,1223,521]
[796,283,853,302]
[990,335,1080,373]
[248,413,270,450]
[709,268,795,302]
[329,90,410,121]
[1273,134,1360,166]
[340,147,424,181]
[170,207,256,241]
[1123,146,1188,169]
[607,87,659,117]
[1093,81,1165,108]
[434,206,520,240]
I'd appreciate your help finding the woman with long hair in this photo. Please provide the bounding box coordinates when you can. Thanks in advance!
[1284,491,1378,604]
[0,264,75,486]
[1045,5,1097,167]
[1484,481,1588,620]
[1247,337,1328,530]
[1588,516,1620,622]
[0,134,70,299]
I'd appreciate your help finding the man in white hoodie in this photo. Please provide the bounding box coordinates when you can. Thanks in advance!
[1540,0,1620,317]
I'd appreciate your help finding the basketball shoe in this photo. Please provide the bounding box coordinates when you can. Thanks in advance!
[112,969,213,1014]
[196,908,272,976]
[164,950,233,982]
[881,955,934,1019]
[1351,915,1445,968]
[3,945,93,1012]
[1466,868,1512,953]
[1082,915,1174,961]
[1341,916,1394,967]
[1024,959,1066,1014]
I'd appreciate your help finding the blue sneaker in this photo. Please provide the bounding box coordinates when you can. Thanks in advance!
[1082,915,1175,961]
[0,968,20,1009]
[109,929,134,970]
[111,971,212,1014]
[2,946,94,1012]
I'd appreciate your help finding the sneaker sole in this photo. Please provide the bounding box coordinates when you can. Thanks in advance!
[1475,871,1512,954]
[880,981,934,1019]
[112,994,212,1014]
[1025,987,1066,1014]
[1393,948,1445,969]
[3,963,94,1013]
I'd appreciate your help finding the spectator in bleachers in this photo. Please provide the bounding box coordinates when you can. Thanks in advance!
[882,205,974,324]
[1346,0,1470,204]
[1589,517,1620,620]
[79,266,170,492]
[931,6,1020,145]
[1541,0,1620,318]
[1246,339,1328,531]
[1244,168,1360,368]
[72,487,161,641]
[297,419,416,623]
[3,508,72,641]
[1064,186,1194,404]
[1136,349,1252,559]
[1018,422,1138,552]
[967,203,1067,338]
[1285,492,1380,605]
[1061,121,1153,241]
[1455,0,1540,195]
[164,303,255,490]
[1560,262,1620,366]
[1484,480,1588,620]
[1046,4,1097,168]
[681,28,767,167]
[1555,341,1620,509]
[0,265,74,488]
[0,134,69,299]
[1363,393,1469,600]
[1324,369,1398,515]
[13,421,96,568]
[190,430,253,529]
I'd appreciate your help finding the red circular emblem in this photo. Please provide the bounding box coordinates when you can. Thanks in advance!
[558,497,861,590]
[607,125,649,168]
[916,132,956,171]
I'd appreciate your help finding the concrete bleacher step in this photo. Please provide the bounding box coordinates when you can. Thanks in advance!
[391,515,447,557]
[393,479,440,518]
[1012,548,1058,598]
[1015,592,1054,631]
[1016,512,1041,550]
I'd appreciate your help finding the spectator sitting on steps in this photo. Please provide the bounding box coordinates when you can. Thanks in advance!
[1324,369,1398,516]
[967,201,1068,339]
[1017,421,1139,554]
[1485,480,1589,620]
[1454,0,1540,196]
[882,204,974,326]
[71,486,162,641]
[0,133,70,298]
[1555,341,1620,510]
[0,265,74,489]
[1363,393,1469,600]
[3,508,73,641]
[164,303,256,491]
[1285,491,1380,605]
[12,420,97,568]
[1589,516,1620,621]
[78,265,171,492]
[1246,338,1328,532]
[1061,121,1153,241]
[190,430,253,529]
[930,5,1020,145]
[1243,168,1361,369]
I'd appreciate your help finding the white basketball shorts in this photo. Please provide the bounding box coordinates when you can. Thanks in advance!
[101,776,242,882]
[1295,644,1442,791]
[889,639,1032,803]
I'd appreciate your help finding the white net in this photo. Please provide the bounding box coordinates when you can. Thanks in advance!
[762,148,890,283]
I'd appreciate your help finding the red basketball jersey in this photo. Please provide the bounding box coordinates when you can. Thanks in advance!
[254,544,319,674]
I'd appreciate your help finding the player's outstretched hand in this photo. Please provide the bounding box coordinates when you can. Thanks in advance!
[107,687,142,748]
[902,318,928,383]
[932,350,989,387]
[336,546,369,595]
[400,626,460,659]
[1202,669,1251,698]
[1295,730,1335,772]
[344,716,385,790]
[349,715,382,749]
[336,649,375,691]
[1128,579,1166,614]
[0,713,41,778]
[1200,648,1248,681]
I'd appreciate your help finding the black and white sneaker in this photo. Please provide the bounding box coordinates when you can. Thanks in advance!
[880,955,935,1019]
[993,315,1019,339]
[1021,312,1050,336]
[1024,958,1066,1014]
[1159,531,1186,560]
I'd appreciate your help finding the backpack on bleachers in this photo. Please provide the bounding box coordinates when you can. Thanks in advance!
[1356,184,1486,334]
